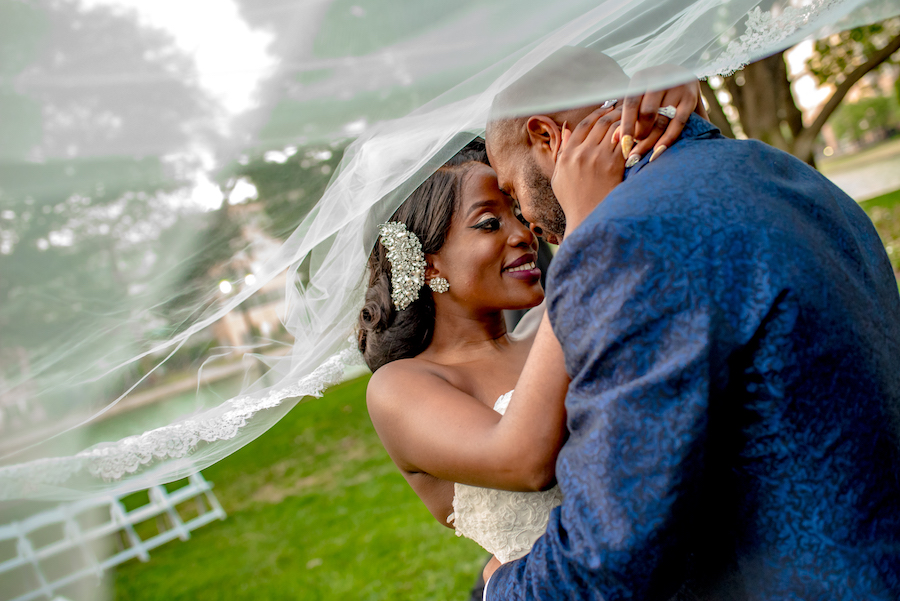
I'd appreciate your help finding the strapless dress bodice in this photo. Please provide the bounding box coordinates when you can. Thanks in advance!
[447,390,563,563]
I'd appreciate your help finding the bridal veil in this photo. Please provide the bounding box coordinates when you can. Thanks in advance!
[1,0,897,501]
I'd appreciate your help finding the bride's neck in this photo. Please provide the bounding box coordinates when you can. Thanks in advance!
[426,306,510,359]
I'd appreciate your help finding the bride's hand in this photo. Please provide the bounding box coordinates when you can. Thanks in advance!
[550,106,625,237]
[618,67,709,165]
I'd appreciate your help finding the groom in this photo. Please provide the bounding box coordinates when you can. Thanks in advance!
[483,49,900,600]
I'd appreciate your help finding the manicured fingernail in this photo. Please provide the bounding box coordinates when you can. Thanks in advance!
[621,135,634,159]
[625,153,640,168]
[649,145,667,162]
[611,125,621,147]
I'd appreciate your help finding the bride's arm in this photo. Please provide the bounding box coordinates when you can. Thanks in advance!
[366,311,568,492]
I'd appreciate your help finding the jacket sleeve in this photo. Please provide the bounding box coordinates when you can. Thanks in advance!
[487,216,714,600]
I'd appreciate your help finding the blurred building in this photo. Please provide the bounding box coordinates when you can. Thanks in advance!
[209,203,289,349]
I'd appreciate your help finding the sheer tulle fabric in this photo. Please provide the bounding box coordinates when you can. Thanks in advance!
[1,0,897,501]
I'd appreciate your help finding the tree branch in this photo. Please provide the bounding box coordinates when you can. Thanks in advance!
[801,31,900,148]
[699,80,736,138]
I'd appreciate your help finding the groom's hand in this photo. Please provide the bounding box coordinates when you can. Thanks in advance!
[618,66,709,165]
[550,106,625,238]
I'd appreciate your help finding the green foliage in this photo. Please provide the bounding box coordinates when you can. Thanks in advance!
[0,0,222,434]
[113,376,486,600]
[808,18,900,150]
[860,187,900,275]
[0,1,47,156]
[807,19,900,87]
[828,94,900,144]
[0,156,194,361]
[220,145,346,240]
[158,206,244,333]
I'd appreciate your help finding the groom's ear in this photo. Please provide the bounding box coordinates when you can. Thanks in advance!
[525,115,562,165]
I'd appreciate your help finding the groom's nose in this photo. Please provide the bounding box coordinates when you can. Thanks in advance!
[530,223,561,245]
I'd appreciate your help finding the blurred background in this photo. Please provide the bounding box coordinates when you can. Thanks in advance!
[0,1,899,599]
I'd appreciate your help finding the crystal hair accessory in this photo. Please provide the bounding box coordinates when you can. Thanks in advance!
[379,221,428,311]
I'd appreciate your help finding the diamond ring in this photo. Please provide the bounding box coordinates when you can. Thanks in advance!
[657,105,677,119]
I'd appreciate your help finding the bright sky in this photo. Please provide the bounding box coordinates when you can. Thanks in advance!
[82,0,275,115]
[80,0,277,210]
[786,41,832,115]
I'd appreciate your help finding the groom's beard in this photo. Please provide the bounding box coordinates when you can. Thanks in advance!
[525,164,567,241]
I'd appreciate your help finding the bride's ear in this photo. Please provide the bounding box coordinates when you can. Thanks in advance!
[424,256,441,281]
[525,115,562,162]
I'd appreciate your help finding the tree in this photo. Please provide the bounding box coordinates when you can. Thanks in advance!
[827,94,899,144]
[0,0,219,435]
[701,18,900,166]
[218,144,346,240]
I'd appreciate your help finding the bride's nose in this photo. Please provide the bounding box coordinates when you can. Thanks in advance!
[509,218,536,247]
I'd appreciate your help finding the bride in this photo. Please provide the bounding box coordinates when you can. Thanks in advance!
[360,137,568,570]
[358,80,705,576]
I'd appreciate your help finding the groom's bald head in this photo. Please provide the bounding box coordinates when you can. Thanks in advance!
[485,47,628,240]
[487,47,628,150]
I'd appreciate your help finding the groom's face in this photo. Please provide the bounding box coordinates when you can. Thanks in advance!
[486,141,565,244]
[520,155,567,242]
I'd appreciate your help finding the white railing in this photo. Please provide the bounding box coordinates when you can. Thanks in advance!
[0,472,225,601]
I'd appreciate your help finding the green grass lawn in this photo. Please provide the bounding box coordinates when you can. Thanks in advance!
[860,187,900,276]
[112,375,486,601]
[819,137,900,175]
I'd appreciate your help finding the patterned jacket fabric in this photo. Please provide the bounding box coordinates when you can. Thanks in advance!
[487,116,900,600]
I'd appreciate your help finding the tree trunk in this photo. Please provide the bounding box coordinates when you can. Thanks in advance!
[715,30,900,169]
[699,80,735,138]
[724,52,816,166]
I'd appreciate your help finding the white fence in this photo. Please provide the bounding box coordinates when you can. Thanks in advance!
[0,472,225,601]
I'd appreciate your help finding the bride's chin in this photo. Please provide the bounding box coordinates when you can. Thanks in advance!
[505,291,545,311]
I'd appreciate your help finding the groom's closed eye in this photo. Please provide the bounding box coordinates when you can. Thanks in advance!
[515,206,530,227]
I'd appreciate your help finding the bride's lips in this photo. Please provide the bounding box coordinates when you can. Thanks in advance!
[502,253,541,281]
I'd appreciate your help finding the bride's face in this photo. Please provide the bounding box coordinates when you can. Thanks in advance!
[430,163,544,312]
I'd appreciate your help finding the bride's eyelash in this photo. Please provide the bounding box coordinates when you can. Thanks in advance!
[471,217,501,232]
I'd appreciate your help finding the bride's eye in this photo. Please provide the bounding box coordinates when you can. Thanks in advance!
[472,216,501,232]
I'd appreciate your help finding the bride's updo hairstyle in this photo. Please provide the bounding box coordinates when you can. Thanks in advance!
[358,138,488,371]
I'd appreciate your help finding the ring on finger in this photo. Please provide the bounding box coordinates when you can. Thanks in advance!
[600,98,618,110]
[657,105,677,119]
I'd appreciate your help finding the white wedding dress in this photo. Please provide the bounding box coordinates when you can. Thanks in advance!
[447,390,563,563]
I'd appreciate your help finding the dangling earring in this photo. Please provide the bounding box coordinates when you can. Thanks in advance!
[429,276,450,293]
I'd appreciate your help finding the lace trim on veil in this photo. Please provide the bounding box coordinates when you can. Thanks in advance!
[0,348,361,498]
[700,0,845,78]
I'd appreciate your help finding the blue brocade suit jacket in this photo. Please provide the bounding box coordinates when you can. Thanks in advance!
[487,116,900,600]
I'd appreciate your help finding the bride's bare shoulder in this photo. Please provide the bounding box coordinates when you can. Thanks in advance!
[366,357,450,410]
